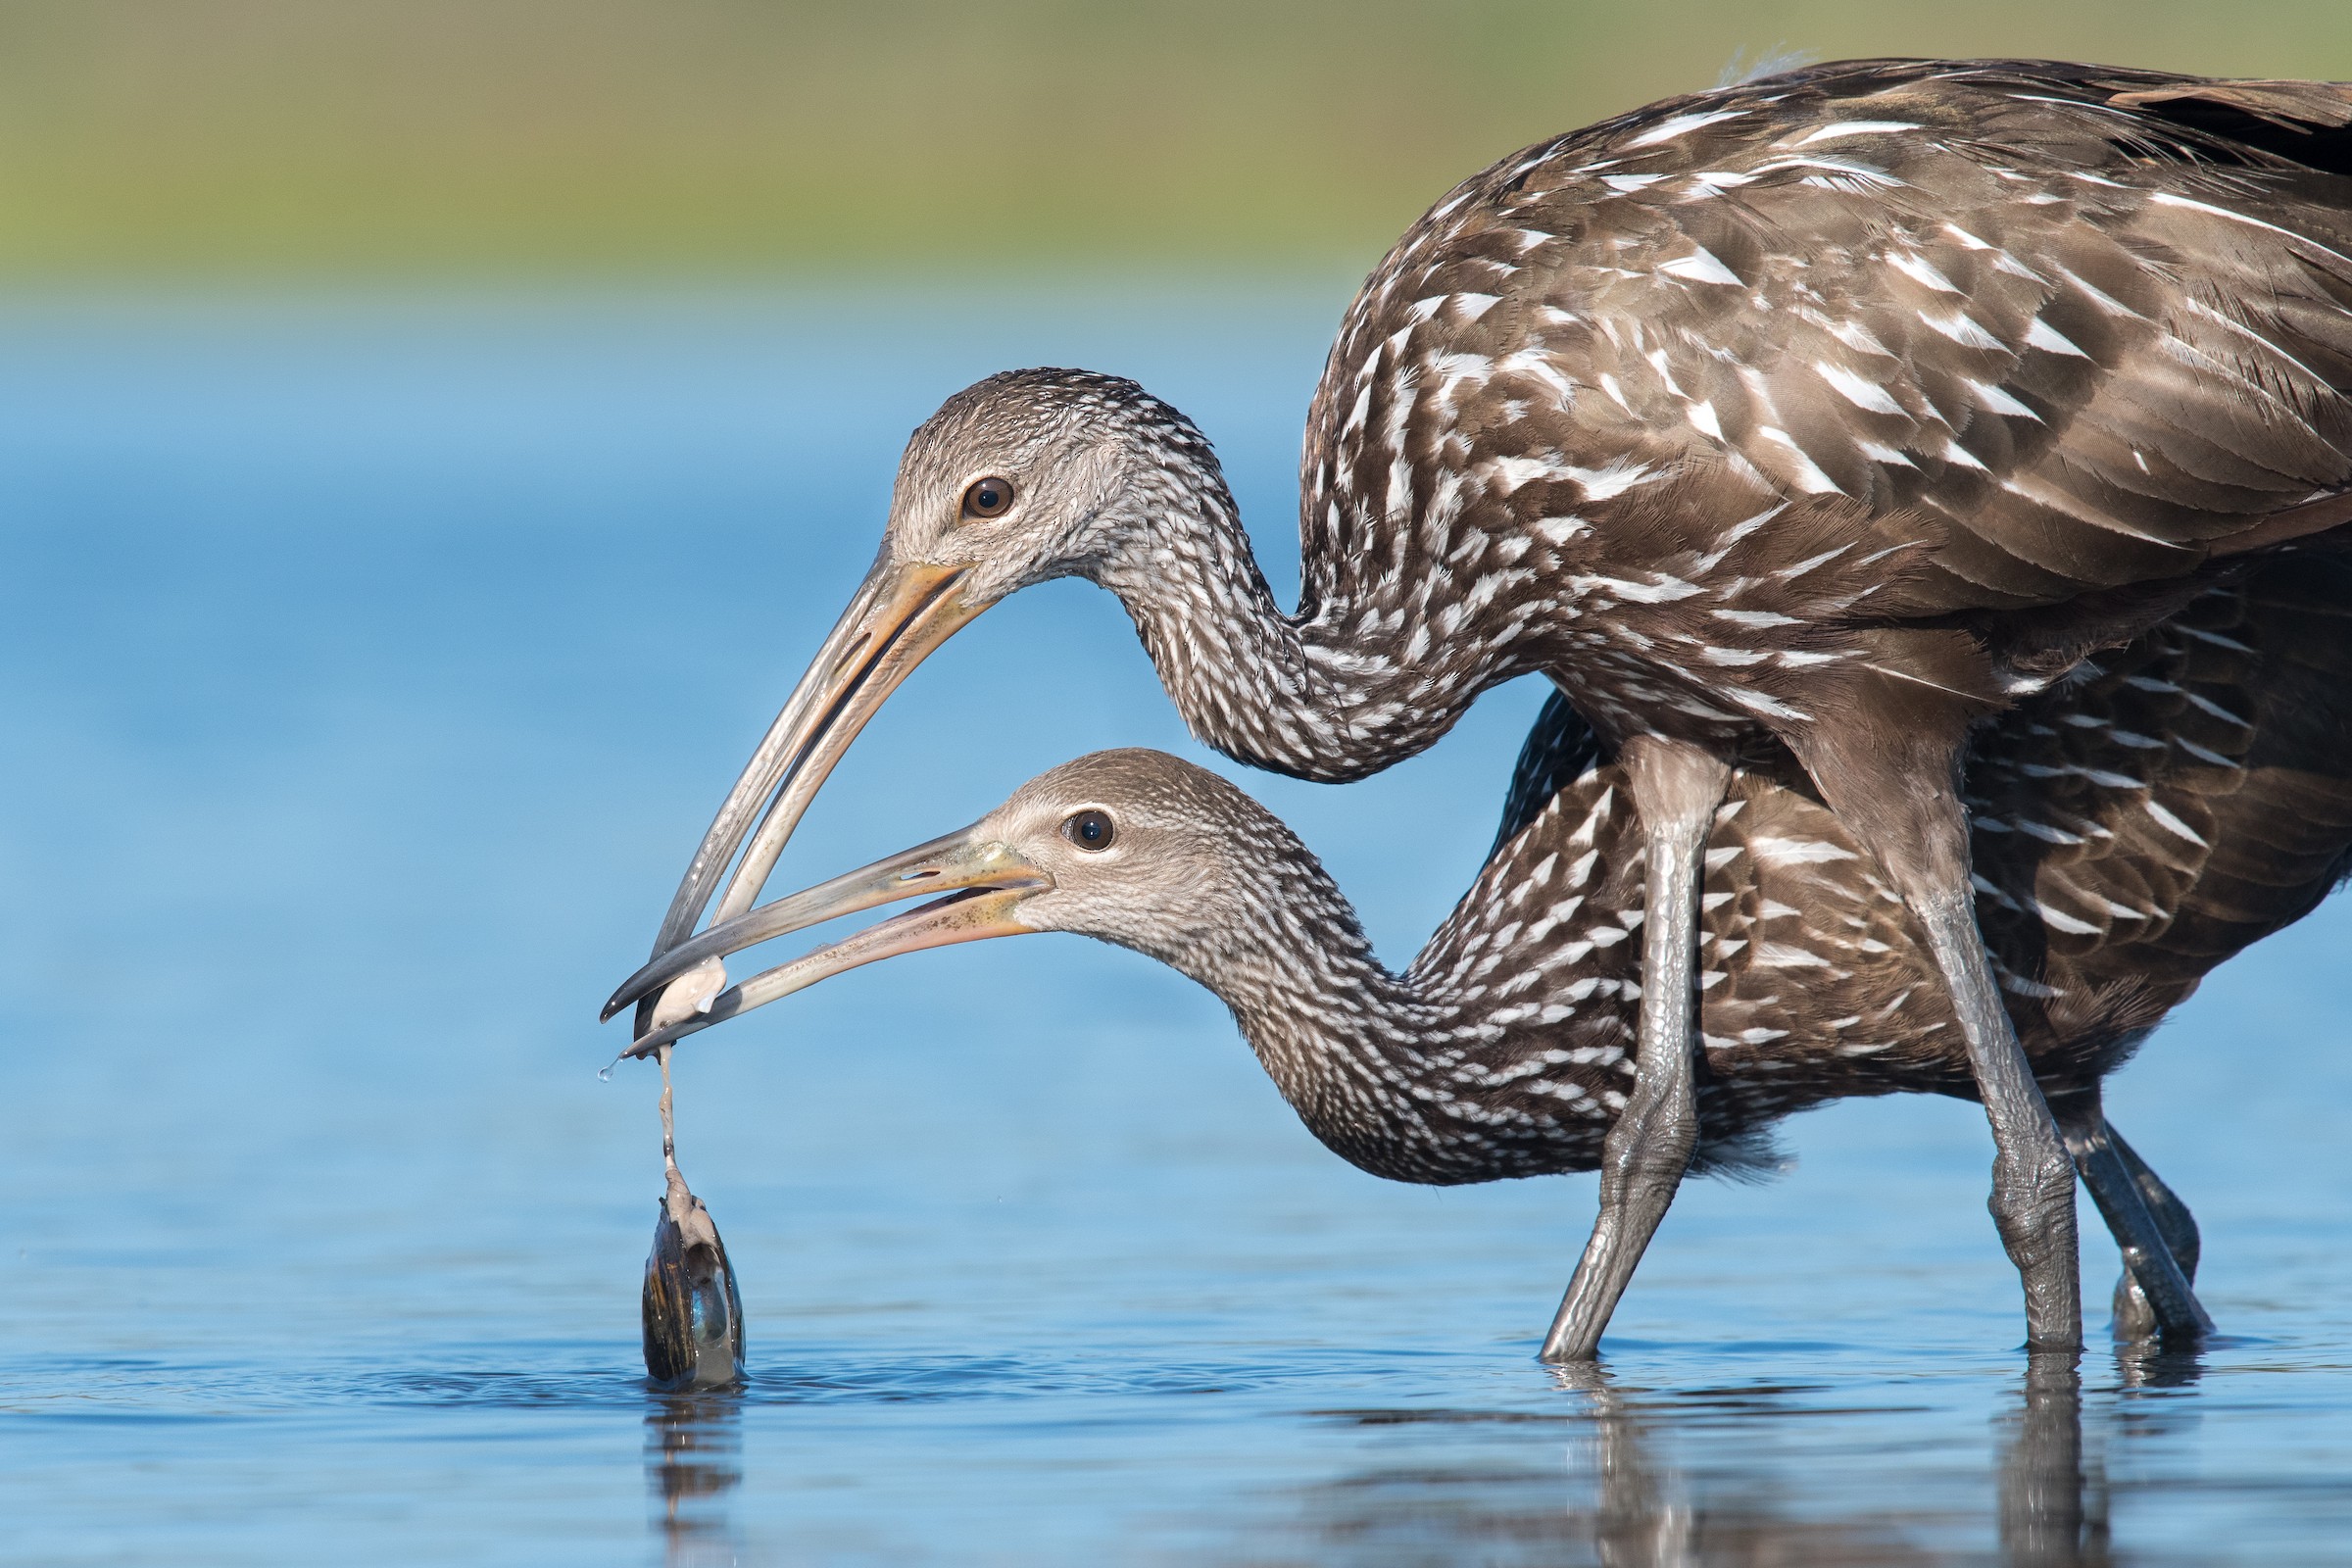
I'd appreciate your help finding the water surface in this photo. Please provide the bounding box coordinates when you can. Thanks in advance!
[0,288,2347,1564]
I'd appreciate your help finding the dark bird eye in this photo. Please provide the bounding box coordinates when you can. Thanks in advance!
[1062,808,1115,851]
[961,476,1014,519]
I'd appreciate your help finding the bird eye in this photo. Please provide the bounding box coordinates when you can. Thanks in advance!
[1062,808,1115,851]
[961,476,1015,520]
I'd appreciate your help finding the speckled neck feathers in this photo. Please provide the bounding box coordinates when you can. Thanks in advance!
[1131,782,1644,1186]
[1087,396,1523,783]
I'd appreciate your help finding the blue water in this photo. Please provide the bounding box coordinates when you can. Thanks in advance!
[1,287,2348,1565]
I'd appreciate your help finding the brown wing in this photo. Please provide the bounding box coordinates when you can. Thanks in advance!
[1693,770,1961,1093]
[1493,688,1604,853]
[1414,547,2352,1155]
[1970,549,2352,1018]
[1652,547,2352,1100]
[1304,59,2352,637]
[1414,762,1645,1040]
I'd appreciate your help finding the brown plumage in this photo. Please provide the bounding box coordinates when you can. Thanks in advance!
[1494,554,2352,1135]
[1303,60,2352,731]
[624,58,2352,1355]
[610,551,2352,1348]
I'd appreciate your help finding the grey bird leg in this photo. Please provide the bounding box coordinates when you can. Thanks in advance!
[1542,735,1731,1362]
[2102,1117,2206,1343]
[1800,732,2082,1351]
[2048,1089,2210,1342]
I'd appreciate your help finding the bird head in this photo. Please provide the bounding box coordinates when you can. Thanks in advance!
[882,368,1224,603]
[604,749,1328,1057]
[631,369,1229,994]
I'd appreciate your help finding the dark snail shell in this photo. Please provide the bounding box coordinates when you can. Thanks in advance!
[641,1168,746,1390]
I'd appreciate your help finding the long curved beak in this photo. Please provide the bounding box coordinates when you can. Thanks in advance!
[608,827,1052,1059]
[633,554,989,1033]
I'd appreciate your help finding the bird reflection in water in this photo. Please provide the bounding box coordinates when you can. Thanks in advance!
[1300,1350,2204,1566]
[1997,1352,2104,1568]
[645,1391,744,1567]
[1555,1363,1947,1568]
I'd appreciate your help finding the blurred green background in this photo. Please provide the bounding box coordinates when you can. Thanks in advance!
[3,0,2350,277]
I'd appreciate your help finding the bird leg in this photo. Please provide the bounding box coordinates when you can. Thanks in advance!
[1542,736,1731,1362]
[2105,1124,2199,1277]
[1797,729,2082,1351]
[2048,1088,2211,1342]
[2107,1121,2202,1324]
[2100,1115,2207,1343]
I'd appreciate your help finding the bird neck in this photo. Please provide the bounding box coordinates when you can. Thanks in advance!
[1154,810,1633,1186]
[1092,478,1515,782]
[1193,890,1465,1183]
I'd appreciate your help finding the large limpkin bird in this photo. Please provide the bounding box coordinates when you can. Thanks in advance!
[612,551,2352,1354]
[623,60,2352,1355]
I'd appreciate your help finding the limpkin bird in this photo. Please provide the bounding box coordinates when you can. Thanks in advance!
[612,552,2352,1353]
[624,59,2352,1354]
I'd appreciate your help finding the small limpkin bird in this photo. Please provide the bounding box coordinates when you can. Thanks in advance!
[625,60,2352,1355]
[612,553,2352,1352]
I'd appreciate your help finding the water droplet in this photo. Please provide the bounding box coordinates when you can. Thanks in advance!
[598,1063,614,1083]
